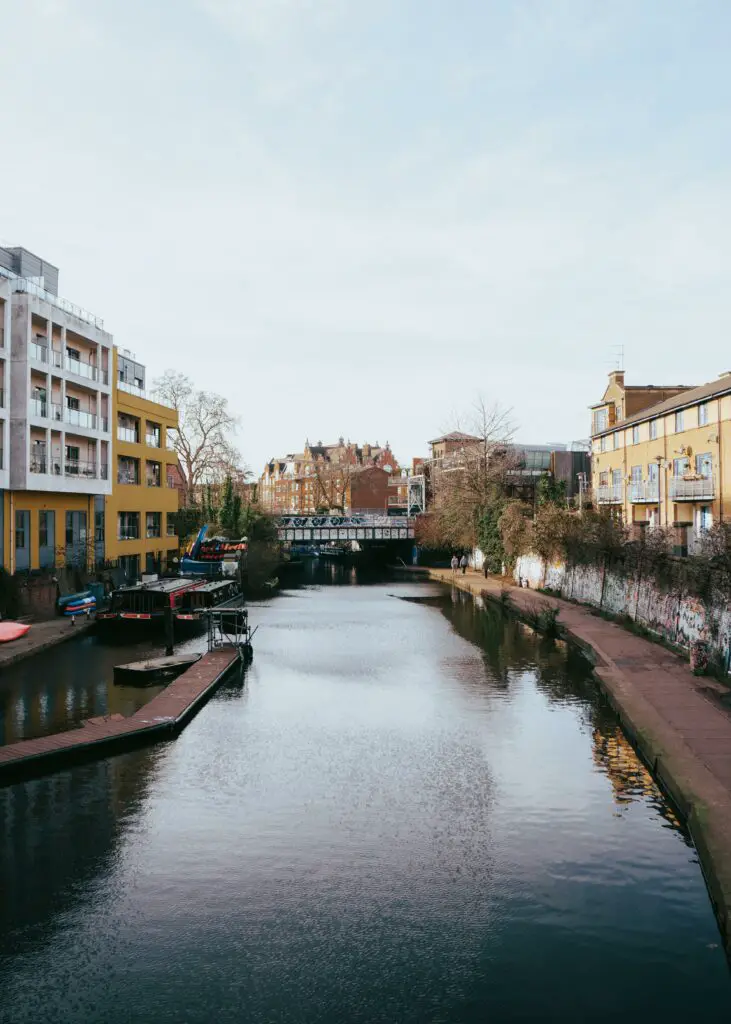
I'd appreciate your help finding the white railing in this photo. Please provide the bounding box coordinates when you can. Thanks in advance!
[30,398,47,417]
[0,264,106,330]
[596,484,624,504]
[669,475,715,501]
[629,480,660,503]
[118,379,146,399]
[65,408,98,430]
[117,426,138,443]
[30,341,48,363]
[65,354,107,384]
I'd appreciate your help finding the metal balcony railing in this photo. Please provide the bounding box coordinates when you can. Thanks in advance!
[30,456,47,474]
[669,475,715,501]
[629,480,660,503]
[118,469,140,485]
[30,398,47,417]
[30,341,48,363]
[65,459,99,478]
[596,484,624,504]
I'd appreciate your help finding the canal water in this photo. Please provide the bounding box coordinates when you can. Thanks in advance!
[1,570,729,1022]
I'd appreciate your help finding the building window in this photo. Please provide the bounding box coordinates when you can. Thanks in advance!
[146,512,161,538]
[600,436,607,453]
[699,506,713,532]
[594,408,608,433]
[146,422,161,447]
[675,410,684,432]
[611,469,622,488]
[632,425,640,445]
[699,403,709,426]
[118,456,139,485]
[673,457,690,478]
[146,461,161,487]
[695,453,712,478]
[95,509,105,543]
[166,515,176,537]
[612,432,619,450]
[39,510,49,548]
[65,445,80,474]
[631,466,642,483]
[16,511,26,549]
[649,419,657,440]
[118,511,140,540]
[648,462,659,482]
[66,346,80,361]
[66,395,80,411]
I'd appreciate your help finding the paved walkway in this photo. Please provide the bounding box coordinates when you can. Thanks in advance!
[428,567,731,947]
[0,616,93,668]
[0,648,239,784]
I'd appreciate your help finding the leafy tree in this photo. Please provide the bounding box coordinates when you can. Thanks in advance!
[536,475,567,507]
[219,475,235,532]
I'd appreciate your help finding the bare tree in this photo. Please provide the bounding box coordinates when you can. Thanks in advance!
[152,370,243,505]
[306,442,358,512]
[426,397,515,549]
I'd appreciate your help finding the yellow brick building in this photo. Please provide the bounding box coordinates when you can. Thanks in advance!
[591,370,731,554]
[104,350,179,578]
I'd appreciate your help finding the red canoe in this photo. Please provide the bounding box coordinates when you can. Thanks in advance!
[0,622,31,643]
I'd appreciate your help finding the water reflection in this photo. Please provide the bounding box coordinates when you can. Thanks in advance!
[0,576,728,1023]
[0,633,206,746]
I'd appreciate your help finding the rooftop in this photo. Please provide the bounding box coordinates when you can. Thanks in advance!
[593,372,731,436]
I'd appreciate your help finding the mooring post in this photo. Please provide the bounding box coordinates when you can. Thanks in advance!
[164,605,174,656]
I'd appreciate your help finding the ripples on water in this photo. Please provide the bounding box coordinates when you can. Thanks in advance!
[0,571,729,1023]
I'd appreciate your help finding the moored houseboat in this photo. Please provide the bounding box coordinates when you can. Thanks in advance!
[97,576,241,637]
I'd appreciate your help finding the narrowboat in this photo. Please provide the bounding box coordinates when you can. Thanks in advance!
[96,576,241,637]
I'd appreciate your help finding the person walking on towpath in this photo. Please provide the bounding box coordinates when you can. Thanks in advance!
[451,554,459,575]
[460,554,468,575]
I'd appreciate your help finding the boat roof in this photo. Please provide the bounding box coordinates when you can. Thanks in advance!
[116,577,201,594]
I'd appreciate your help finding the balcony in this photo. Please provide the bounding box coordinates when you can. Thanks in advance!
[117,426,139,444]
[65,459,100,479]
[146,433,161,448]
[30,341,49,363]
[30,397,47,418]
[118,379,146,399]
[629,480,660,503]
[118,470,140,485]
[596,484,624,504]
[65,408,98,430]
[669,475,715,501]
[65,353,108,384]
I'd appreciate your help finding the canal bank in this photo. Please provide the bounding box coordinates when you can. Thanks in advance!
[428,567,731,950]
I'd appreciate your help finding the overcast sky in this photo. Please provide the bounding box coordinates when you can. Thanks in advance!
[2,0,730,470]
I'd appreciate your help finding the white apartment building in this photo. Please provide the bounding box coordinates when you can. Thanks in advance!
[0,246,113,571]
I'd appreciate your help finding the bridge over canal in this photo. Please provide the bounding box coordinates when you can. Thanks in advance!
[276,513,416,544]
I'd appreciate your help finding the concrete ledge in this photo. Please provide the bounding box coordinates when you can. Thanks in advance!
[427,568,731,951]
[0,618,94,669]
